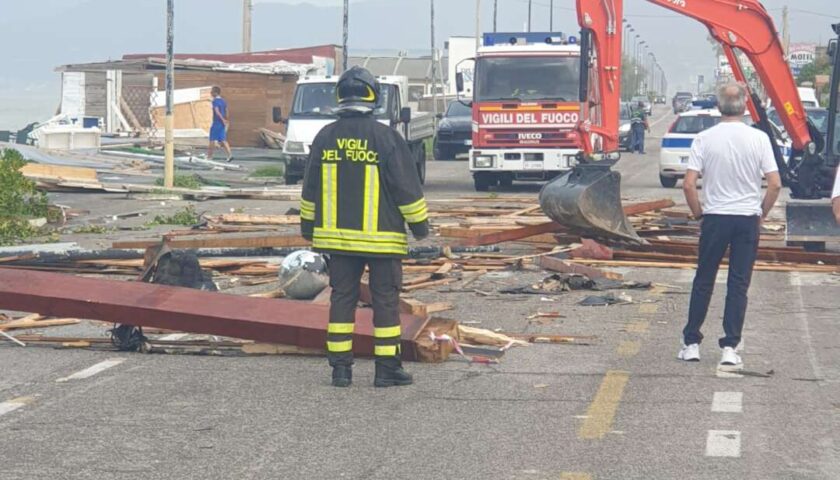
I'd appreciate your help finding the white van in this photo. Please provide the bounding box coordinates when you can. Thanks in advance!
[798,87,819,108]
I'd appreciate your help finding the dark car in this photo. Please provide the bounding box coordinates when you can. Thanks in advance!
[618,102,633,151]
[672,91,693,114]
[434,101,472,160]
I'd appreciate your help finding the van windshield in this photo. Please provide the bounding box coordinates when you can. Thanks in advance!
[291,82,393,119]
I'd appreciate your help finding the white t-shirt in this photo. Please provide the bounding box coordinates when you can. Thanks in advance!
[687,121,778,216]
[833,165,840,199]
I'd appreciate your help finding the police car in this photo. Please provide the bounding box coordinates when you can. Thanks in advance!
[659,108,791,188]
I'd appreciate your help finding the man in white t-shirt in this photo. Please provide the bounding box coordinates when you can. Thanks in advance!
[677,82,783,369]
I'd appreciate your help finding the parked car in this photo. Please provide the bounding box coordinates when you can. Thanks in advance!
[618,102,633,151]
[630,95,652,115]
[659,109,722,188]
[654,95,667,104]
[672,91,694,114]
[433,101,472,160]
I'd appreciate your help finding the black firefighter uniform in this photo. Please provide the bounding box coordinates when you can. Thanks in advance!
[299,115,429,362]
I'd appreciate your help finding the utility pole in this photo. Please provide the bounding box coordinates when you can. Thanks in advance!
[431,0,438,127]
[550,0,554,31]
[242,0,252,53]
[528,0,532,32]
[781,5,790,58]
[493,0,497,33]
[164,0,175,189]
[342,0,349,71]
[475,0,481,50]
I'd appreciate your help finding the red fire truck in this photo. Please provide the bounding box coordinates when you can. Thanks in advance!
[457,32,583,191]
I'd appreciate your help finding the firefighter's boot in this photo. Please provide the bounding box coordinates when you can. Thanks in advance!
[374,357,413,387]
[331,364,352,387]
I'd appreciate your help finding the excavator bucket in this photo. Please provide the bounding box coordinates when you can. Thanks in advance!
[539,165,643,243]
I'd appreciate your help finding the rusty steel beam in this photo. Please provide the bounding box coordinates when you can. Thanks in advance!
[0,268,429,360]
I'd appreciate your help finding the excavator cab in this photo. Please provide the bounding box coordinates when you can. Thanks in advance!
[538,28,644,243]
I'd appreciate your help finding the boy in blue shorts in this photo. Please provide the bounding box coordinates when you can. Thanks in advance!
[208,86,232,162]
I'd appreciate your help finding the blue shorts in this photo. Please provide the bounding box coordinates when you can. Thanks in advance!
[210,123,227,142]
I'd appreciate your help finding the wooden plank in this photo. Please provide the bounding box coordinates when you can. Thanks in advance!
[622,199,677,216]
[113,234,310,250]
[459,222,566,247]
[0,317,80,331]
[20,163,99,183]
[566,258,840,273]
[538,255,624,280]
[206,214,300,225]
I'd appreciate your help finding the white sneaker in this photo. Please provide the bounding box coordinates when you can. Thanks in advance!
[719,347,743,370]
[678,343,700,362]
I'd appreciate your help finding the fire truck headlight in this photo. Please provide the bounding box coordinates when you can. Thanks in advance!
[473,155,494,168]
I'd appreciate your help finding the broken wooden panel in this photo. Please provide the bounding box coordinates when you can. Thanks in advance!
[113,233,310,250]
[0,268,429,360]
[538,255,623,280]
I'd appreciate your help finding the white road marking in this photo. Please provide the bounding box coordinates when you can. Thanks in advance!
[158,333,189,341]
[56,358,125,383]
[711,391,743,413]
[792,278,824,380]
[706,430,742,457]
[0,396,35,417]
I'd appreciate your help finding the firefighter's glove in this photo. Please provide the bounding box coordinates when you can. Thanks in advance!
[409,221,430,241]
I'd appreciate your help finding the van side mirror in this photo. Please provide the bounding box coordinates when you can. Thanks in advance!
[456,72,464,93]
[829,39,838,59]
[400,107,411,124]
[272,107,283,123]
[435,113,444,119]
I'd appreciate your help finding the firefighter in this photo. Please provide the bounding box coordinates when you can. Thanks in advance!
[299,66,430,388]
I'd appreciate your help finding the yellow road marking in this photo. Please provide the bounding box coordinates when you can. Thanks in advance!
[625,321,649,334]
[578,371,630,440]
[561,473,592,480]
[616,340,641,357]
[639,303,659,314]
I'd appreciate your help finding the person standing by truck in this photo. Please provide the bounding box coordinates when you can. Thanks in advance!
[299,66,430,388]
[630,100,649,154]
[833,169,840,225]
[207,86,233,163]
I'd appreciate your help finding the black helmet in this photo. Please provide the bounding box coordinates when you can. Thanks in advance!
[336,66,379,108]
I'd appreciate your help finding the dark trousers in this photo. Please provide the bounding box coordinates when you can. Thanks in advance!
[683,214,760,348]
[326,254,402,366]
[631,124,646,153]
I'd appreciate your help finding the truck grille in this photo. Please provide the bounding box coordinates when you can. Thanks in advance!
[483,130,578,148]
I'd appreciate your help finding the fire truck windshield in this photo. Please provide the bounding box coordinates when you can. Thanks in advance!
[475,56,580,103]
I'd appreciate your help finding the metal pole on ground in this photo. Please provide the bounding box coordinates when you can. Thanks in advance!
[164,0,175,189]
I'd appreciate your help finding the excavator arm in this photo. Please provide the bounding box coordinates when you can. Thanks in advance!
[541,0,834,242]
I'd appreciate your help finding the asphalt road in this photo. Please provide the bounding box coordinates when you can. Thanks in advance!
[1,107,839,479]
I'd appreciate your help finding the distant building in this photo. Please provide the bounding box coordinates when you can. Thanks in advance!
[348,54,447,106]
[56,45,342,147]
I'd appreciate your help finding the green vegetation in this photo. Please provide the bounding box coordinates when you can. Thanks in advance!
[71,224,113,235]
[154,174,228,189]
[0,149,49,245]
[251,165,286,178]
[147,206,200,226]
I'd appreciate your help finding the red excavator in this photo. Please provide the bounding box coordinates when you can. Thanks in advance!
[540,0,840,248]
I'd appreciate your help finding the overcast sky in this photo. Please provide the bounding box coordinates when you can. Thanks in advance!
[1,0,838,129]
